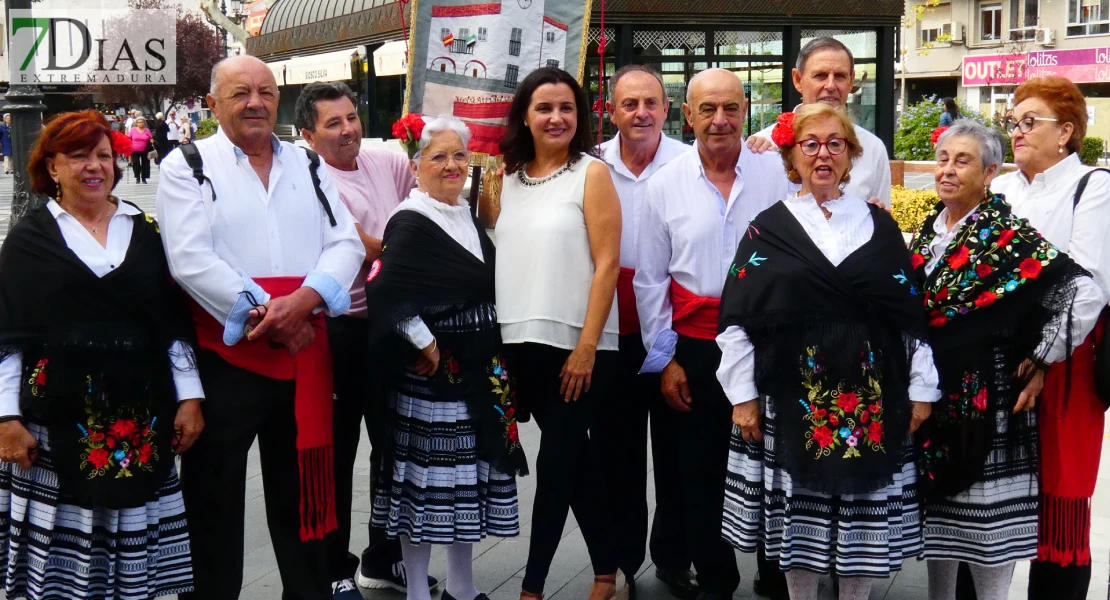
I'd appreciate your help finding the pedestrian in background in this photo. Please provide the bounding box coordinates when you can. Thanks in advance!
[179,114,193,144]
[0,114,12,175]
[128,116,153,183]
[153,112,170,165]
[940,97,960,127]
[167,109,181,153]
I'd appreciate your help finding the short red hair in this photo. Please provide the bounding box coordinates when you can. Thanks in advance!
[1013,76,1087,154]
[28,109,123,198]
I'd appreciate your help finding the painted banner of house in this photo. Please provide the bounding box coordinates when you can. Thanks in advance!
[404,0,590,153]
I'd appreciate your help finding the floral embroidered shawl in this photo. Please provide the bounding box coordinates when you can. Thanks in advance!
[908,193,1088,498]
[719,200,927,495]
[0,203,195,509]
[366,209,528,477]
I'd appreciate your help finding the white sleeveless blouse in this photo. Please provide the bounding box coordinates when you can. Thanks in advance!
[495,155,620,351]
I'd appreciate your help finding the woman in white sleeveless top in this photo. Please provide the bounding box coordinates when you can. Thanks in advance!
[480,67,623,600]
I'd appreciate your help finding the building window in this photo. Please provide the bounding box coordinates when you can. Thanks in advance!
[1068,0,1110,36]
[920,26,943,45]
[546,31,555,43]
[980,2,1002,41]
[478,27,488,41]
[546,59,560,67]
[1009,0,1039,40]
[505,64,520,88]
[509,28,522,56]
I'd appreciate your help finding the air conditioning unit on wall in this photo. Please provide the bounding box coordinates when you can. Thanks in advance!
[1035,28,1056,46]
[946,22,965,43]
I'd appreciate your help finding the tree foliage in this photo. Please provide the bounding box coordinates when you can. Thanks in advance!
[895,95,992,161]
[80,0,224,117]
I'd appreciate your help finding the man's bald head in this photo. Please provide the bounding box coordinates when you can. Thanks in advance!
[206,55,280,152]
[683,68,747,156]
[686,68,745,106]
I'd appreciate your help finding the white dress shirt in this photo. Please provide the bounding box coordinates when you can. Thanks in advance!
[156,127,364,345]
[754,118,892,204]
[0,201,205,417]
[599,133,690,269]
[391,191,485,350]
[634,143,793,371]
[167,120,180,142]
[715,194,941,405]
[923,200,1102,363]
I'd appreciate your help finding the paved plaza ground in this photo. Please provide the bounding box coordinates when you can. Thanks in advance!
[0,165,1106,600]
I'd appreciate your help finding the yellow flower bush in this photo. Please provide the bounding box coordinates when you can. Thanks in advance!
[891,185,939,233]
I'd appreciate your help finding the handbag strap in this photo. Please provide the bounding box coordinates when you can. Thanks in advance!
[1071,168,1110,210]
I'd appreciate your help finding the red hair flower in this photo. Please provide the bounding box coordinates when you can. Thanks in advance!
[771,112,795,148]
[931,126,950,145]
[392,113,426,159]
[111,130,133,156]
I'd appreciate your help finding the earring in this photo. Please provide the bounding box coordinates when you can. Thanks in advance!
[55,186,61,202]
[840,170,851,184]
[1059,144,1065,154]
[787,168,799,181]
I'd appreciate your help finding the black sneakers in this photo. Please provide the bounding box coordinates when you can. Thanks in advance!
[356,560,441,593]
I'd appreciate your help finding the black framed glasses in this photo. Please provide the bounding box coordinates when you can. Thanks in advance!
[797,137,848,156]
[1003,116,1059,134]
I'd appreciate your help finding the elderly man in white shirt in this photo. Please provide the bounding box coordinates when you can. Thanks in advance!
[597,64,695,600]
[157,55,364,600]
[747,37,892,207]
[633,68,792,600]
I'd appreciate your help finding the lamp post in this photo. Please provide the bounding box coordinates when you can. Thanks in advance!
[4,0,49,230]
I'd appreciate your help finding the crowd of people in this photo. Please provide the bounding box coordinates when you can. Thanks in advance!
[0,36,1105,600]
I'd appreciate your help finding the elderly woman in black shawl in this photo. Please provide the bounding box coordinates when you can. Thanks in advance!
[909,120,1099,600]
[365,115,526,600]
[717,104,941,600]
[0,110,202,599]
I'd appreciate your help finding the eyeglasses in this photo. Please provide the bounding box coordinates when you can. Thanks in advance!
[797,137,848,156]
[1003,116,1058,134]
[426,151,471,166]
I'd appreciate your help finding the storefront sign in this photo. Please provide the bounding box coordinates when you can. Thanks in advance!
[374,41,409,77]
[281,48,359,85]
[1026,47,1110,85]
[962,54,1027,86]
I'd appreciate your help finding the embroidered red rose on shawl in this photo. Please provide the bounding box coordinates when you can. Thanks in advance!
[87,448,110,469]
[836,392,860,413]
[974,291,997,307]
[812,425,835,448]
[996,229,1015,247]
[138,443,153,463]
[770,112,795,148]
[973,388,988,411]
[867,421,883,443]
[947,245,970,269]
[911,252,925,269]
[109,419,136,439]
[366,259,382,282]
[976,264,993,278]
[1019,257,1043,279]
[859,410,870,423]
[929,313,947,327]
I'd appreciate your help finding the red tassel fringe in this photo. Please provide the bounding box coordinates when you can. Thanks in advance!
[298,446,338,542]
[1037,494,1092,566]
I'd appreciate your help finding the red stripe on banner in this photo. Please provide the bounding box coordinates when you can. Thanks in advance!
[431,2,501,17]
[465,122,505,155]
[543,15,568,31]
[453,101,513,119]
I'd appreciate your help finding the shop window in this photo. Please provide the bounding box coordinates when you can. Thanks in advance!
[1068,0,1110,36]
[1009,0,1039,40]
[478,27,488,41]
[547,59,559,67]
[979,2,1002,41]
[505,64,520,87]
[509,28,522,56]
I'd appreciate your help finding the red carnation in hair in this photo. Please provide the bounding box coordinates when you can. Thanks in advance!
[771,112,796,148]
[931,126,950,145]
[110,130,133,156]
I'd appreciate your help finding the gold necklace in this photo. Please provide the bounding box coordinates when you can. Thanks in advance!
[61,195,118,235]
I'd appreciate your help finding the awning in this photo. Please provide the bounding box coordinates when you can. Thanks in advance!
[373,40,408,77]
[266,47,360,86]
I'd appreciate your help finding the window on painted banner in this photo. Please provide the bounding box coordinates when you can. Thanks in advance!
[1009,0,1039,40]
[505,64,520,88]
[441,28,451,40]
[478,27,488,41]
[980,2,1003,41]
[546,31,555,43]
[547,59,559,67]
[510,28,522,56]
[1068,0,1110,36]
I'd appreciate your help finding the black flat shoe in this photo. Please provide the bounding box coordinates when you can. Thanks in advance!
[442,592,490,600]
[655,568,699,600]
[752,574,789,600]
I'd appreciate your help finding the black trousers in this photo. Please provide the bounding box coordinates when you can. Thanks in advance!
[1027,560,1092,600]
[671,336,740,596]
[180,351,330,600]
[601,334,690,576]
[325,315,401,581]
[132,151,150,181]
[508,342,618,594]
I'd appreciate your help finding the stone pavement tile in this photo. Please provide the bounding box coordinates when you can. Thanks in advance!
[472,537,530,592]
[881,583,927,600]
[241,541,279,589]
[240,566,285,600]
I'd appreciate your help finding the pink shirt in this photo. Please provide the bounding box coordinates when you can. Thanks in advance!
[128,127,153,153]
[326,147,416,317]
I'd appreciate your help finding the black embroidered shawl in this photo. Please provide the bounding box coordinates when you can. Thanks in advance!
[365,209,528,477]
[0,203,196,509]
[719,201,927,495]
[908,193,1087,498]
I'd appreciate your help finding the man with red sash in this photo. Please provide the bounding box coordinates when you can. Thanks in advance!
[157,55,364,600]
[634,68,791,600]
[597,64,693,600]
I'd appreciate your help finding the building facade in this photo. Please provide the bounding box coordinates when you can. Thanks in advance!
[900,0,1110,141]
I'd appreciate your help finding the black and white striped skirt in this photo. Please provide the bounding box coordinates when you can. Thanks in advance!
[0,423,192,600]
[372,374,520,545]
[722,398,922,578]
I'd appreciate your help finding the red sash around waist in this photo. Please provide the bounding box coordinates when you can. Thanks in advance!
[669,279,720,341]
[617,267,640,336]
[188,276,337,542]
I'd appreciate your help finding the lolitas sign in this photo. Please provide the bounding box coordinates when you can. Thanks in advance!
[961,54,1027,86]
[1026,47,1110,85]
